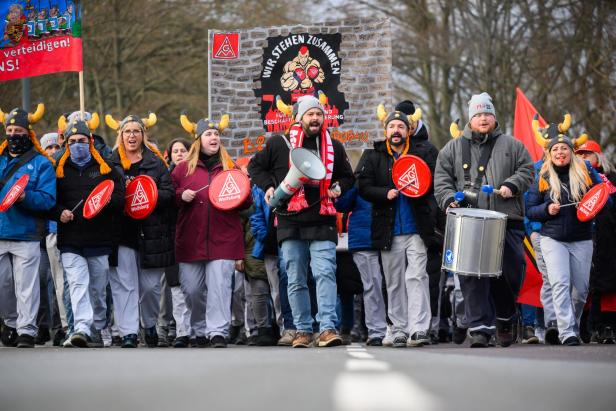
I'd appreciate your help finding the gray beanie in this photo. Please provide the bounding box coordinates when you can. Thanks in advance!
[468,92,496,119]
[40,132,59,149]
[295,95,324,122]
[67,111,92,123]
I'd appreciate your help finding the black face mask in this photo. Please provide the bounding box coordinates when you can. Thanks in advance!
[7,134,33,155]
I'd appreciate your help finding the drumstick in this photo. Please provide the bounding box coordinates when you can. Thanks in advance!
[194,184,210,193]
[559,202,580,208]
[395,179,416,193]
[70,199,84,213]
[481,185,501,195]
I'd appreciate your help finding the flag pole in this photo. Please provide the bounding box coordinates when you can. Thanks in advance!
[79,71,85,120]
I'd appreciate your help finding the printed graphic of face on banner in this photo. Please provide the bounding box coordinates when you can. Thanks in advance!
[0,0,82,81]
[254,33,348,133]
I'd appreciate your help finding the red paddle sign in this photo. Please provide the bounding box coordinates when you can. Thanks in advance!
[125,175,158,219]
[391,155,432,198]
[83,180,115,220]
[0,174,29,212]
[577,183,609,222]
[209,169,251,211]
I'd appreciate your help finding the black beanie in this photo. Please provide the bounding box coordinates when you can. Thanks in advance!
[395,100,416,116]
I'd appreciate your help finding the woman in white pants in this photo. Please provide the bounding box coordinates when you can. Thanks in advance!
[106,113,175,348]
[526,115,606,346]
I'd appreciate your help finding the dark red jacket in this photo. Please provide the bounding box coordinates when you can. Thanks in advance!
[171,160,248,262]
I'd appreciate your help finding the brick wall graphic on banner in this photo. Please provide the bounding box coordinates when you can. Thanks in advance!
[254,33,348,133]
[0,0,83,81]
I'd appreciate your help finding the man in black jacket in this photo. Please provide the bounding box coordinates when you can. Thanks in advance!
[358,105,438,348]
[249,95,354,348]
[52,118,124,347]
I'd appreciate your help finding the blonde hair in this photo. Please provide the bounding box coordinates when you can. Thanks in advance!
[597,152,614,175]
[113,121,167,170]
[184,136,234,176]
[539,152,592,203]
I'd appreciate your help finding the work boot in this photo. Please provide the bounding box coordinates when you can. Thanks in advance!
[35,328,51,345]
[1,325,18,347]
[469,332,489,348]
[522,326,539,344]
[277,329,296,346]
[255,327,277,346]
[292,332,313,348]
[317,329,343,347]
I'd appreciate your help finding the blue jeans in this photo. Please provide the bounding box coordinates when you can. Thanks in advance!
[277,250,295,331]
[281,239,338,333]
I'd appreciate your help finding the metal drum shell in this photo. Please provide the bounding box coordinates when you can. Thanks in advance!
[442,208,507,277]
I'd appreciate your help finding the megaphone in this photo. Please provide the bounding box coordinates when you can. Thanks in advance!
[269,147,326,209]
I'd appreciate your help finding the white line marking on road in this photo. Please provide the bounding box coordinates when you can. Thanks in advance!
[347,351,374,359]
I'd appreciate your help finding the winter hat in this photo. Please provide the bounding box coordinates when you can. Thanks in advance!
[179,112,234,170]
[532,113,588,152]
[0,103,55,164]
[395,100,416,116]
[40,132,59,150]
[468,92,496,119]
[67,111,93,124]
[294,95,324,122]
[55,113,111,178]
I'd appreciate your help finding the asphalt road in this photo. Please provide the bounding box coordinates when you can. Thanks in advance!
[1,343,615,411]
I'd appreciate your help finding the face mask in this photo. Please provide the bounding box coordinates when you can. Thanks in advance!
[7,134,33,155]
[69,142,91,165]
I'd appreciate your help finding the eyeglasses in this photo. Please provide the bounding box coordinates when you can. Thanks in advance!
[67,138,89,145]
[123,130,142,136]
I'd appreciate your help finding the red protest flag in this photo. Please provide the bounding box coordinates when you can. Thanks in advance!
[0,1,83,81]
[517,236,543,308]
[513,87,546,162]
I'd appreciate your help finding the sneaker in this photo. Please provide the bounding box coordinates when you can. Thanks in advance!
[16,334,35,348]
[101,328,112,347]
[497,325,514,347]
[111,335,122,346]
[535,327,546,344]
[429,331,439,345]
[89,330,105,348]
[1,326,18,347]
[143,326,158,348]
[545,322,560,345]
[602,327,615,344]
[53,329,67,347]
[277,330,297,346]
[317,329,342,347]
[232,331,248,345]
[522,326,539,344]
[366,337,383,346]
[158,338,169,348]
[469,332,489,348]
[70,332,89,348]
[393,335,407,348]
[341,333,352,346]
[292,332,313,348]
[228,325,241,342]
[563,336,581,346]
[382,327,394,347]
[121,334,138,348]
[407,331,429,347]
[195,336,209,348]
[211,335,227,348]
[63,335,74,348]
[247,335,258,346]
[452,326,468,345]
[35,328,51,345]
[173,336,190,348]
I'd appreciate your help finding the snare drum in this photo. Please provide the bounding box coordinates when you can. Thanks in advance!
[442,208,507,277]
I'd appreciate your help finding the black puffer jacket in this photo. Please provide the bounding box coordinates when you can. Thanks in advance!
[51,157,125,249]
[591,170,616,293]
[358,134,440,251]
[111,148,175,269]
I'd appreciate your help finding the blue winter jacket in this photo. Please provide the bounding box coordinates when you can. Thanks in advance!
[334,186,373,252]
[526,161,603,242]
[249,184,270,260]
[0,150,56,241]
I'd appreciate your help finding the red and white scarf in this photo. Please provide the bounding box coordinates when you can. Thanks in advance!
[286,123,336,215]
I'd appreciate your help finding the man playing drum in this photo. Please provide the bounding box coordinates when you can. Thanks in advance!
[358,104,439,348]
[434,93,533,348]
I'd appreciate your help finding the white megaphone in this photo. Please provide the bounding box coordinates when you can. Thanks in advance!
[269,147,326,209]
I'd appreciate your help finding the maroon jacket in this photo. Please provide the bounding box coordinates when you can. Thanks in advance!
[171,160,248,263]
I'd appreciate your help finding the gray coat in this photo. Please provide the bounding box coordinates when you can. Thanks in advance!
[434,124,534,222]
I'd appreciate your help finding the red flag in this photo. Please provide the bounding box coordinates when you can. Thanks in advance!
[601,293,616,312]
[517,237,543,307]
[513,87,546,162]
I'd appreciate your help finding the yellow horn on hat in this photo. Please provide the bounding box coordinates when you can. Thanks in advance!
[318,90,328,106]
[532,114,549,148]
[376,104,388,123]
[28,103,45,124]
[408,107,422,123]
[572,133,589,149]
[105,114,120,131]
[449,119,463,138]
[142,112,157,129]
[219,114,229,132]
[276,96,293,117]
[180,114,196,135]
[0,108,6,125]
[57,115,67,133]
[87,113,100,131]
[558,113,571,133]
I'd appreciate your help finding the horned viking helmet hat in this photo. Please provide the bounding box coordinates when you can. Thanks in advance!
[532,113,588,151]
[376,103,422,156]
[180,112,229,139]
[0,103,55,164]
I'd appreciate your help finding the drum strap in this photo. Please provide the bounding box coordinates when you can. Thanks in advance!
[461,137,496,188]
[0,149,37,192]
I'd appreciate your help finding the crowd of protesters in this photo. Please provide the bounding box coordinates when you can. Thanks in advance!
[0,92,614,349]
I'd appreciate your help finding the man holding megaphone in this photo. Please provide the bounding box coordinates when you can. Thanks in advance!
[249,95,354,348]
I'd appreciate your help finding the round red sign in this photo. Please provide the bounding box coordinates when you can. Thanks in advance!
[83,180,115,220]
[0,174,29,212]
[209,169,251,211]
[577,182,609,222]
[391,155,432,198]
[125,175,158,220]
